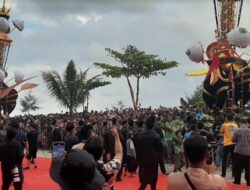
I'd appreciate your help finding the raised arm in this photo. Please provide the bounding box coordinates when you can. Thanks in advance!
[110,127,123,163]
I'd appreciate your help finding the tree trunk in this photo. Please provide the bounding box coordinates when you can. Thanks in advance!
[82,98,85,113]
[86,95,89,112]
[136,77,140,109]
[69,106,73,115]
[126,77,137,109]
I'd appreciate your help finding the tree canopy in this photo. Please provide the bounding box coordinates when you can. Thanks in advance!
[42,60,110,114]
[20,92,39,114]
[95,45,179,108]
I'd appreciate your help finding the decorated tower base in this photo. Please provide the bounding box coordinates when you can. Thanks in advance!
[0,0,37,115]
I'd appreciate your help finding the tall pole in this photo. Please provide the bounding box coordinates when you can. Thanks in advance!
[240,72,244,111]
[219,0,237,41]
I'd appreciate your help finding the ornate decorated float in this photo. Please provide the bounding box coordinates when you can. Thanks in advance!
[186,0,250,110]
[0,0,38,115]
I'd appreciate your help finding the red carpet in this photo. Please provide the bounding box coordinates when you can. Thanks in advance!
[0,158,248,190]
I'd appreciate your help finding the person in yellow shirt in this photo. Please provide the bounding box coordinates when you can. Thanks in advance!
[220,113,238,178]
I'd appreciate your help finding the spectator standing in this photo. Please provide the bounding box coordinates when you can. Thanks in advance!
[220,113,238,178]
[137,115,163,190]
[84,126,123,190]
[0,123,5,142]
[232,118,250,186]
[153,121,167,175]
[64,123,79,152]
[52,119,63,142]
[11,121,28,169]
[25,123,39,169]
[0,127,24,190]
[164,114,175,162]
[125,131,136,177]
[173,130,185,172]
[168,135,227,190]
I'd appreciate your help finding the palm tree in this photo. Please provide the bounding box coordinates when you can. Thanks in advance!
[42,60,110,114]
[81,72,111,112]
[20,92,39,114]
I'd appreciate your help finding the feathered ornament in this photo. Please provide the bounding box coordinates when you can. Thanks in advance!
[186,42,204,63]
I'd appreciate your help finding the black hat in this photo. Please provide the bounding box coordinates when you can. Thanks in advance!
[50,150,104,190]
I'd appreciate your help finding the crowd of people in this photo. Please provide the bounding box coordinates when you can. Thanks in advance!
[0,106,249,190]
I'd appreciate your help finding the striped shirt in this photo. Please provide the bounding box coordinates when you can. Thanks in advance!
[232,128,250,156]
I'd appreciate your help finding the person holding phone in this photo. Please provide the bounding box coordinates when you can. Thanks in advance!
[84,124,123,190]
[52,142,65,158]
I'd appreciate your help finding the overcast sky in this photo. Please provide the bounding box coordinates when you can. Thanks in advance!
[5,0,250,115]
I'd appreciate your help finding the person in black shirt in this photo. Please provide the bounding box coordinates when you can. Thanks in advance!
[25,123,39,169]
[137,115,163,190]
[64,123,79,152]
[11,122,28,155]
[52,120,63,142]
[10,121,28,170]
[0,124,5,142]
[76,120,84,141]
[153,122,167,175]
[0,126,24,190]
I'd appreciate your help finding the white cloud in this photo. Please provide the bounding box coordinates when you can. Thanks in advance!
[94,15,103,23]
[75,15,91,25]
[67,15,91,25]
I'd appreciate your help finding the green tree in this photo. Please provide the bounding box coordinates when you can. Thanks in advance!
[80,71,111,112]
[42,60,110,114]
[180,85,205,107]
[20,92,39,114]
[95,45,178,108]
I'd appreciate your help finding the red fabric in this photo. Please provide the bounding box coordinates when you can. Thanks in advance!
[0,158,248,190]
[206,54,220,79]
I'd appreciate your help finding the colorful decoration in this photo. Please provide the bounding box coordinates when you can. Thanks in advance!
[12,20,24,31]
[185,69,208,77]
[227,28,250,48]
[186,0,250,110]
[186,42,204,63]
[0,0,37,115]
[0,17,9,33]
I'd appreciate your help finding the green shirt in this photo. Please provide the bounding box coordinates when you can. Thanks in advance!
[164,119,185,141]
[173,135,184,154]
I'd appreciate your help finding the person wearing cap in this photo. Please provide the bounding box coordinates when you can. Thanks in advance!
[232,118,250,186]
[168,135,227,190]
[50,149,105,190]
[64,123,79,152]
[0,126,24,190]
